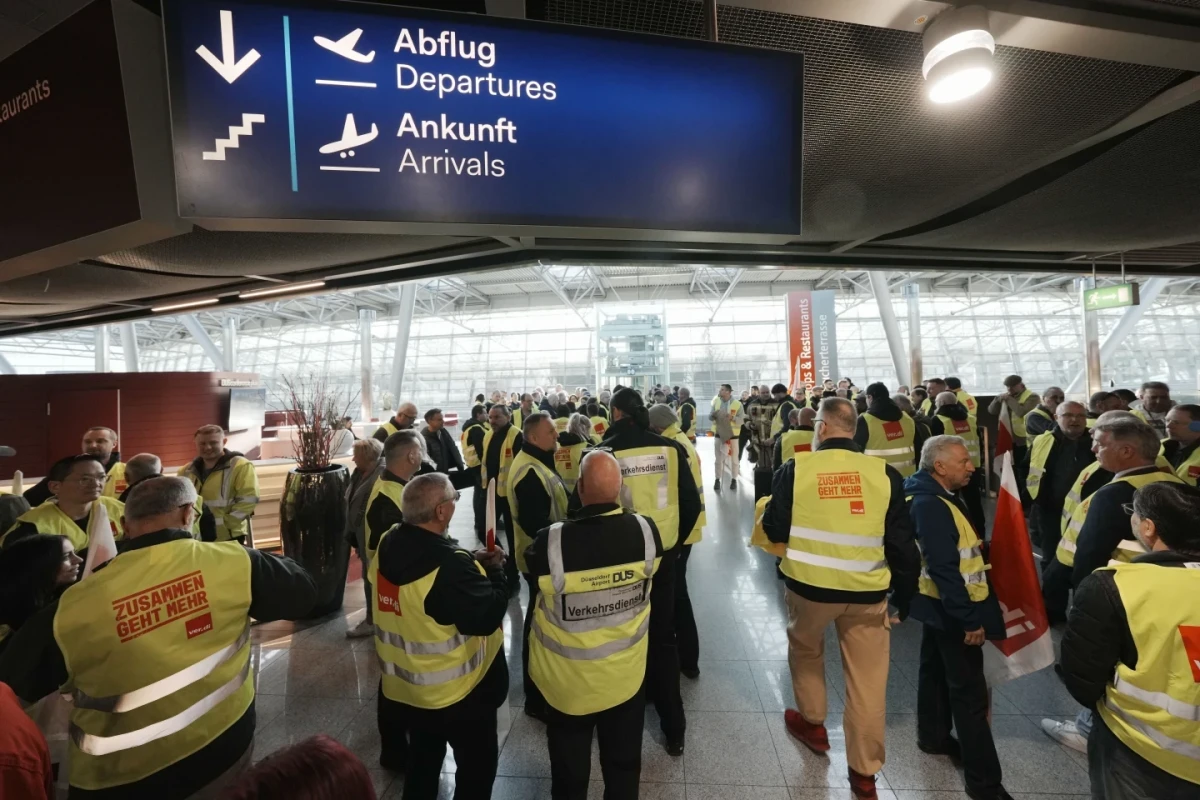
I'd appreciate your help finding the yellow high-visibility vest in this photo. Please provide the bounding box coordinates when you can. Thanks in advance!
[862,413,917,477]
[1026,431,1055,500]
[481,425,520,498]
[372,554,503,710]
[934,413,981,468]
[508,450,569,574]
[178,456,259,542]
[377,420,401,439]
[102,462,127,499]
[529,511,660,716]
[709,397,743,438]
[664,423,705,544]
[364,478,404,569]
[770,402,795,437]
[781,449,892,592]
[955,389,978,415]
[1010,389,1036,440]
[1027,407,1053,429]
[915,497,989,602]
[459,423,487,469]
[1057,471,1184,568]
[590,416,608,442]
[511,407,530,431]
[1095,562,1200,784]
[612,445,682,550]
[1,497,125,552]
[1165,440,1200,486]
[780,429,815,463]
[553,417,569,434]
[1061,460,1104,537]
[54,539,253,790]
[553,441,587,494]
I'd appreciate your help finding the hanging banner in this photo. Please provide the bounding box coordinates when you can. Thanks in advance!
[786,290,838,390]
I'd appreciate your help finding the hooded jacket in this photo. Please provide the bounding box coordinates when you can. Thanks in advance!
[853,396,902,446]
[903,469,1005,636]
[928,401,969,435]
[678,397,698,436]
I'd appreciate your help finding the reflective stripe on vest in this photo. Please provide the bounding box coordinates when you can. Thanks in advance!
[935,414,981,468]
[710,398,743,437]
[781,449,892,592]
[530,514,659,716]
[665,424,705,544]
[613,446,680,550]
[508,451,569,574]
[3,497,126,552]
[180,457,257,540]
[1026,432,1056,501]
[460,425,483,469]
[374,557,502,709]
[1058,471,1184,567]
[780,429,815,464]
[1010,389,1035,439]
[862,413,916,477]
[1096,563,1200,781]
[481,425,520,497]
[54,540,253,789]
[102,462,127,499]
[917,497,989,601]
[1168,441,1200,487]
[1061,461,1104,537]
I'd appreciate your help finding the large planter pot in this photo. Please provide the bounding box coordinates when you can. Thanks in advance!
[281,464,350,619]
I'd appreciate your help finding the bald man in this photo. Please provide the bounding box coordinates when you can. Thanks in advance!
[523,451,666,798]
[118,453,217,541]
[774,407,818,466]
[374,402,420,442]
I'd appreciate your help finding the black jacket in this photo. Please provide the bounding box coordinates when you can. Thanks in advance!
[422,426,465,474]
[1027,429,1096,513]
[1071,466,1160,588]
[678,398,698,436]
[366,470,407,553]
[0,529,316,800]
[763,438,920,614]
[24,451,122,508]
[585,418,701,548]
[927,402,969,436]
[484,423,523,489]
[1060,551,1194,710]
[376,521,509,715]
[119,477,217,542]
[904,469,1005,636]
[523,503,664,577]
[512,442,558,553]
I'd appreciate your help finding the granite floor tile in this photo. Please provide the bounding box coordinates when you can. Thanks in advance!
[688,785,790,800]
[767,711,882,790]
[495,708,552,778]
[250,696,365,761]
[750,659,845,715]
[877,714,967,793]
[683,711,786,787]
[995,668,1082,717]
[681,660,763,712]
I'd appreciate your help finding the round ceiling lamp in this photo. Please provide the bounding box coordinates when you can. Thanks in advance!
[922,5,995,104]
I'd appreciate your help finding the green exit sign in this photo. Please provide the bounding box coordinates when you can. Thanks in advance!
[1084,282,1140,311]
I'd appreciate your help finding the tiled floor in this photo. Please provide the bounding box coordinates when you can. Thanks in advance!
[249,446,1092,799]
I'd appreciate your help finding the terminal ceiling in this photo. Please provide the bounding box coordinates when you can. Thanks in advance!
[1,0,1200,336]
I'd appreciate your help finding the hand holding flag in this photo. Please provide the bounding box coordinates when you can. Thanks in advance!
[81,503,119,579]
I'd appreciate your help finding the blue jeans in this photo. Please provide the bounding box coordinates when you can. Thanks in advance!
[1076,708,1093,737]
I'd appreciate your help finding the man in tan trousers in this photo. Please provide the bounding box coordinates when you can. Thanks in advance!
[762,397,921,800]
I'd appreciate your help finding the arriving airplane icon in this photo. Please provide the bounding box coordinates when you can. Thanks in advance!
[314,29,375,62]
[320,113,379,158]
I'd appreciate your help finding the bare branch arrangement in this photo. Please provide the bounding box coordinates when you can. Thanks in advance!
[278,376,358,471]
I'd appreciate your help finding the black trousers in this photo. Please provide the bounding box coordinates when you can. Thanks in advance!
[647,548,686,739]
[1041,556,1073,623]
[522,572,547,713]
[546,689,645,800]
[1089,711,1198,800]
[1012,445,1031,509]
[382,696,498,800]
[1034,504,1064,575]
[377,691,409,770]
[675,544,699,673]
[469,467,484,545]
[496,496,519,587]
[737,426,750,460]
[917,624,1002,797]
[963,470,987,537]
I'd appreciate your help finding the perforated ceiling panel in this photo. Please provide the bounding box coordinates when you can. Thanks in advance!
[96,231,478,277]
[888,103,1200,252]
[544,0,1182,243]
[0,263,224,317]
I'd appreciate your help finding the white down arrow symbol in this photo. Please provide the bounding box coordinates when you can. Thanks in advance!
[196,10,261,84]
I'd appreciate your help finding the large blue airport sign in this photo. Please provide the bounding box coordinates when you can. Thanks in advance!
[163,0,804,237]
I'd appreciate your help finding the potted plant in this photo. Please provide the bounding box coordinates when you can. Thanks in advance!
[278,376,355,617]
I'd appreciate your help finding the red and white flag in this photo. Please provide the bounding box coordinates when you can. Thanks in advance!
[81,503,119,579]
[983,452,1055,686]
[995,401,1015,459]
[788,355,804,397]
[485,478,497,552]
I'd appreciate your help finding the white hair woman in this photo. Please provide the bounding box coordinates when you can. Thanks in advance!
[345,437,384,638]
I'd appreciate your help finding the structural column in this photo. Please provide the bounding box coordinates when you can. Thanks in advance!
[390,283,417,403]
[359,308,377,422]
[181,315,226,370]
[95,326,111,373]
[222,318,238,371]
[119,321,140,372]
[904,281,922,389]
[869,271,911,388]
[0,352,15,374]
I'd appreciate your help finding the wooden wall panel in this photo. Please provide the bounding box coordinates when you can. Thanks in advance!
[0,372,259,480]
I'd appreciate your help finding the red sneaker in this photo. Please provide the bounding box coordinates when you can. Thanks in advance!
[849,767,878,800]
[783,709,830,753]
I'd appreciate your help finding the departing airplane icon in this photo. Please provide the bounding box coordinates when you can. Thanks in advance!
[320,113,379,158]
[314,29,375,62]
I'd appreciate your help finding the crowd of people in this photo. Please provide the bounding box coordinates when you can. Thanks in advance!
[0,373,1197,800]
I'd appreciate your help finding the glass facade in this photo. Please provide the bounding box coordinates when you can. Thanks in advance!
[3,271,1197,422]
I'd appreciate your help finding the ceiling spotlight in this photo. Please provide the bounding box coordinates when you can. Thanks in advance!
[922,5,994,104]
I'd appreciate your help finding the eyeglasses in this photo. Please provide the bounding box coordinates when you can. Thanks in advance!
[1121,502,1137,516]
[438,491,461,506]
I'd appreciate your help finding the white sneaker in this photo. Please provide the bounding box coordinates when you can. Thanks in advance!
[346,619,374,639]
[1041,719,1088,753]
